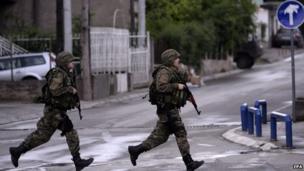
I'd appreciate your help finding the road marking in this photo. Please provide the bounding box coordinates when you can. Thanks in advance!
[270,101,292,114]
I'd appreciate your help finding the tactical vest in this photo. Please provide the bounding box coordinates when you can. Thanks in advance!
[149,65,187,108]
[42,67,78,110]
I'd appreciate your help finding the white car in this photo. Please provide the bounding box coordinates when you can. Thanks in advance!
[0,52,56,81]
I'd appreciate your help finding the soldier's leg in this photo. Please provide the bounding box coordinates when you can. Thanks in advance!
[142,121,171,150]
[58,114,80,156]
[58,114,93,171]
[170,111,204,171]
[128,120,171,166]
[9,115,56,167]
[169,111,190,157]
[23,117,56,150]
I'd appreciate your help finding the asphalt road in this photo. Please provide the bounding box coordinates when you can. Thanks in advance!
[0,53,304,171]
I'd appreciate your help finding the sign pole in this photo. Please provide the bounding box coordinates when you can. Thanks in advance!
[277,0,304,120]
[290,29,296,117]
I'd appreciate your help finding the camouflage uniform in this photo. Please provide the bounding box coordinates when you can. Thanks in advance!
[9,52,93,171]
[22,66,80,156]
[128,49,204,171]
[141,64,190,157]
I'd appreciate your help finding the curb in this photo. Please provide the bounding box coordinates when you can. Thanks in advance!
[222,126,279,151]
[80,91,147,109]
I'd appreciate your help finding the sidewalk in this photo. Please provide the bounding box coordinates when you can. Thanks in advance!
[0,88,148,125]
[223,115,304,154]
[258,47,304,64]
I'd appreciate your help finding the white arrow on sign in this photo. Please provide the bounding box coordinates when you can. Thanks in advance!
[284,4,300,25]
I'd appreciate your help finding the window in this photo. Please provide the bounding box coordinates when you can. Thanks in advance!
[0,59,11,71]
[20,56,45,67]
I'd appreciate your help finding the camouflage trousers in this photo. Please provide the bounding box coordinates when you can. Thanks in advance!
[21,105,80,157]
[142,106,190,157]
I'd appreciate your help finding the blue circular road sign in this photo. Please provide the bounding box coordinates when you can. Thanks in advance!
[277,0,304,29]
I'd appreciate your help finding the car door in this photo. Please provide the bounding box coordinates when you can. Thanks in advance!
[0,58,14,81]
[13,57,24,81]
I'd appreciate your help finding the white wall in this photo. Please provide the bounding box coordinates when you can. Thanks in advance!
[255,8,270,41]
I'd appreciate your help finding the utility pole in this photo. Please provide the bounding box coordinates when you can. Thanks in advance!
[138,0,146,47]
[56,0,64,53]
[80,0,93,100]
[63,0,73,53]
[130,0,136,34]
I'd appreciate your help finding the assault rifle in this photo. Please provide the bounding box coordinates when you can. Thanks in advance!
[182,83,201,115]
[75,93,83,120]
[72,71,83,120]
[174,70,201,115]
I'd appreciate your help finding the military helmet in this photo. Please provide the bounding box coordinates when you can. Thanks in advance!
[161,49,181,66]
[55,51,77,67]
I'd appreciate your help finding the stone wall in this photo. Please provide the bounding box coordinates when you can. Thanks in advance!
[201,57,236,76]
[0,80,44,101]
[0,73,129,101]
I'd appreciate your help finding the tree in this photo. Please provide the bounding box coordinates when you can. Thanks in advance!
[146,0,256,68]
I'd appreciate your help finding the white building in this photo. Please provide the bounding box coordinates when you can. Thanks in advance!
[253,0,281,47]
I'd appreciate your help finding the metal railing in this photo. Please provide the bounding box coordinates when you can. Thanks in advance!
[0,36,28,56]
[90,27,151,86]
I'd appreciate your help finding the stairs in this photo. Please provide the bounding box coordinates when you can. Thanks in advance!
[0,36,28,56]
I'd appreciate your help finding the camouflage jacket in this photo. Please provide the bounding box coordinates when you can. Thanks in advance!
[149,65,188,108]
[43,67,78,110]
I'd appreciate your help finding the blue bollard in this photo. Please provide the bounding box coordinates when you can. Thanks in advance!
[240,103,248,131]
[249,107,262,137]
[248,108,254,135]
[255,100,267,124]
[270,116,277,141]
[286,115,293,148]
[255,109,262,137]
[270,112,293,148]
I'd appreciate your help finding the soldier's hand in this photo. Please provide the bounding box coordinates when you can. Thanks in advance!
[72,87,77,94]
[177,83,185,90]
[69,86,77,94]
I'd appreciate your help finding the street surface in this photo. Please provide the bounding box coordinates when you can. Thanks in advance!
[0,53,304,171]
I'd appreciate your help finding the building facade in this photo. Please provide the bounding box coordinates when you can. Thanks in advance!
[0,0,134,35]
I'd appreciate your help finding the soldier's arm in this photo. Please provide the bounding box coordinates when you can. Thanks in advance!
[48,72,74,96]
[156,69,178,93]
[178,69,191,83]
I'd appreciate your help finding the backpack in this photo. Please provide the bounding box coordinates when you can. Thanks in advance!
[41,68,78,110]
[148,66,163,105]
[41,68,56,104]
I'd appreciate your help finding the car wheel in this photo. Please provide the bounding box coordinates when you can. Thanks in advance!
[235,55,255,69]
[22,77,38,81]
[296,41,304,48]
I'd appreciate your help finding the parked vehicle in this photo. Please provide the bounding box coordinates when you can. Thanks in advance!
[272,28,304,48]
[0,52,56,81]
[234,39,263,69]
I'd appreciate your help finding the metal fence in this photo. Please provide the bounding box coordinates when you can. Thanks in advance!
[90,27,130,74]
[90,27,151,86]
[2,28,152,86]
[129,33,151,86]
[0,36,28,56]
[8,35,81,57]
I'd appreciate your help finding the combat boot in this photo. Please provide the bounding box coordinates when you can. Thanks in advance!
[72,154,94,171]
[183,154,204,171]
[128,144,147,166]
[9,145,28,167]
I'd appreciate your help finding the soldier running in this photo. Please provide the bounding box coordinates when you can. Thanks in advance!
[9,51,93,171]
[128,49,204,171]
